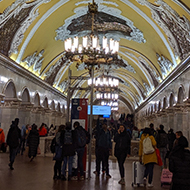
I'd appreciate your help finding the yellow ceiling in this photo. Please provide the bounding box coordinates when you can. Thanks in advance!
[0,0,189,112]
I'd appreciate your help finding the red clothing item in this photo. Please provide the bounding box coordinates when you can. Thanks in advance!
[0,128,5,144]
[38,127,47,137]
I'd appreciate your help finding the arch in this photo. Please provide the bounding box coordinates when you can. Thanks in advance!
[56,102,61,112]
[3,80,17,98]
[154,103,157,112]
[177,86,184,104]
[62,105,65,114]
[157,101,161,111]
[163,97,167,109]
[34,93,40,107]
[151,105,154,114]
[169,93,174,107]
[43,97,49,109]
[50,100,55,110]
[21,88,30,102]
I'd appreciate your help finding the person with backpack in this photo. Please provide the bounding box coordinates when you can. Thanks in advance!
[61,122,75,181]
[52,124,65,180]
[156,124,168,168]
[72,121,90,180]
[139,127,157,188]
[6,118,21,170]
[149,123,157,138]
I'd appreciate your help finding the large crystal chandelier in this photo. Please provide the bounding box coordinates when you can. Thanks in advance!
[64,0,124,70]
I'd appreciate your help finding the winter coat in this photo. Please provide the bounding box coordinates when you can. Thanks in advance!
[38,126,47,137]
[169,136,190,190]
[139,134,157,165]
[0,128,5,144]
[74,126,90,149]
[53,131,63,161]
[96,124,112,149]
[61,130,75,157]
[114,130,131,157]
[6,124,21,148]
[156,130,168,148]
[167,130,176,151]
[27,129,39,158]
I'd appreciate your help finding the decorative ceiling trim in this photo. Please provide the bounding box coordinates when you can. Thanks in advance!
[172,0,190,14]
[119,51,154,88]
[75,0,119,7]
[55,4,146,43]
[136,0,190,60]
[9,7,39,56]
[119,0,176,65]
[16,0,69,63]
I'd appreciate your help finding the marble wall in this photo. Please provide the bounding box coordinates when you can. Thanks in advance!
[135,55,190,141]
[0,54,66,136]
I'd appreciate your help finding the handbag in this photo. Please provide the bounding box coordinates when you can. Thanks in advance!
[155,148,163,166]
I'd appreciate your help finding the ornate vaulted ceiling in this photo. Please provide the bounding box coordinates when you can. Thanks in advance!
[0,0,189,112]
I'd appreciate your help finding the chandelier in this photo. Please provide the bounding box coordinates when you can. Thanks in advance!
[88,76,119,87]
[64,0,124,71]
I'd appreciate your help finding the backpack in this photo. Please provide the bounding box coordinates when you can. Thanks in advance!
[64,130,72,145]
[76,128,86,148]
[143,136,155,154]
[50,137,56,153]
[159,133,168,147]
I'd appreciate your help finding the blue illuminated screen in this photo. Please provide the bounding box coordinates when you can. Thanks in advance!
[88,105,111,115]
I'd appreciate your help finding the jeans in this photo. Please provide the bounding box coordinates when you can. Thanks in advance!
[116,152,127,178]
[159,147,167,168]
[62,156,73,176]
[9,147,18,165]
[144,163,154,184]
[76,147,85,176]
[96,147,110,175]
[95,147,105,172]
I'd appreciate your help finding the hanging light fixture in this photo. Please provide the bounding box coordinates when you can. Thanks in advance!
[64,0,124,71]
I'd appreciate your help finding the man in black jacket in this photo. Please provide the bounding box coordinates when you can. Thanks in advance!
[96,117,112,178]
[169,132,190,190]
[6,118,21,170]
[156,124,168,168]
[73,121,90,180]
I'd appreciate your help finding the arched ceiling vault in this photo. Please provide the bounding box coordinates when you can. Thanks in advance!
[0,0,189,112]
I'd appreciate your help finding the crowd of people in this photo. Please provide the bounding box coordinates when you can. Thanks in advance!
[0,114,190,189]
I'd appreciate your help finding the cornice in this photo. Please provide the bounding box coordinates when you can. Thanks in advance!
[135,54,190,113]
[0,53,67,101]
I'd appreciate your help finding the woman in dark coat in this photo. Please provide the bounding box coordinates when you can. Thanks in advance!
[27,124,39,161]
[53,125,65,180]
[169,131,190,190]
[114,124,131,185]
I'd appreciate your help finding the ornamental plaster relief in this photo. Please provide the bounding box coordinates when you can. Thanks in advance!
[55,4,146,44]
[22,49,44,74]
[136,0,190,60]
[0,0,51,56]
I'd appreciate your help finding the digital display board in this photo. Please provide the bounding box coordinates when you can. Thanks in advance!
[88,105,111,115]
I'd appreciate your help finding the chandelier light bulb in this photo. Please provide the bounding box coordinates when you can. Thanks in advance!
[83,36,88,48]
[92,36,98,48]
[110,38,114,51]
[73,37,78,49]
[102,37,107,49]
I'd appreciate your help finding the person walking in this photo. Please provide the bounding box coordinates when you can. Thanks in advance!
[6,118,21,170]
[27,124,39,162]
[156,124,168,168]
[73,121,90,180]
[114,124,131,185]
[0,123,5,152]
[139,127,157,188]
[61,122,75,181]
[53,125,65,180]
[169,131,190,190]
[96,121,112,178]
[167,128,176,153]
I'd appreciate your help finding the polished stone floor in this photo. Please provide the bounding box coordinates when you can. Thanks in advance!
[0,153,169,190]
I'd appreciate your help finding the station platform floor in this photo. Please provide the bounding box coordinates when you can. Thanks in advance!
[0,153,170,190]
